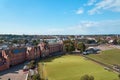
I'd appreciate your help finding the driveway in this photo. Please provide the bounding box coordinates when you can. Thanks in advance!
[0,62,28,80]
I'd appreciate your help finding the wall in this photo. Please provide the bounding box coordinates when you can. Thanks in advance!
[0,50,9,71]
[9,47,26,66]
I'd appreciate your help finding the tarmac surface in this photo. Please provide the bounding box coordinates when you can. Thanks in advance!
[0,62,28,80]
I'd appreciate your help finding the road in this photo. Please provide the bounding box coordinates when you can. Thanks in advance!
[0,62,28,80]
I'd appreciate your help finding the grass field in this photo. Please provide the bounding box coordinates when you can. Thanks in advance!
[87,49,120,66]
[39,55,118,80]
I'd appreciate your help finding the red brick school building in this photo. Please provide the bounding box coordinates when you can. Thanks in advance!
[0,42,63,71]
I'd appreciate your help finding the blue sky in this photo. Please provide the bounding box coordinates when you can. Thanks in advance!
[0,0,120,35]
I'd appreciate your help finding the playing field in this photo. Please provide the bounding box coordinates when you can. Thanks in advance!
[39,55,118,80]
[88,49,120,66]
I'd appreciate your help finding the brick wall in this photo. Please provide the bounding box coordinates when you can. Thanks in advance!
[0,50,9,71]
[9,48,26,66]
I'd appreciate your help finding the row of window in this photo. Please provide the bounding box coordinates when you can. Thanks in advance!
[11,59,24,64]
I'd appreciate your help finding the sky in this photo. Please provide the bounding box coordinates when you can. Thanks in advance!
[0,0,120,35]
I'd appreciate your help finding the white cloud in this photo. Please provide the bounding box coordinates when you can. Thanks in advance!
[88,0,120,15]
[0,20,120,35]
[42,20,120,35]
[86,0,96,6]
[68,20,120,34]
[68,21,97,34]
[76,8,84,14]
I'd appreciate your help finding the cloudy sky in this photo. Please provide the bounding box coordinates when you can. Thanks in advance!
[0,0,120,35]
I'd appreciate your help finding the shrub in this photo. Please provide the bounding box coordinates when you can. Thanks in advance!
[80,74,89,80]
[118,74,120,79]
[80,74,94,80]
[89,76,94,80]
[27,60,36,69]
[32,74,40,80]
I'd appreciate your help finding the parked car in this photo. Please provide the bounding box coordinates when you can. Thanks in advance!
[83,48,101,55]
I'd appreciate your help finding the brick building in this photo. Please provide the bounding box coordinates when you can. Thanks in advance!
[0,50,9,71]
[0,42,63,71]
[26,46,41,60]
[8,47,26,66]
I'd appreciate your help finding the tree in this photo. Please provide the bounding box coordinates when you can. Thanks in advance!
[27,60,36,69]
[64,42,75,52]
[63,40,75,52]
[24,39,28,45]
[12,39,18,44]
[113,39,118,45]
[86,40,96,44]
[68,42,75,52]
[80,75,94,80]
[32,40,39,46]
[68,35,75,40]
[0,40,3,44]
[43,40,49,49]
[97,38,107,44]
[77,42,86,53]
[117,39,120,45]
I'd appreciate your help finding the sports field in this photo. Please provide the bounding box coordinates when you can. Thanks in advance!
[88,49,120,66]
[39,55,118,80]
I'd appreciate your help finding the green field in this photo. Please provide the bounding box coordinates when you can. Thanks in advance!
[39,55,118,80]
[87,49,120,66]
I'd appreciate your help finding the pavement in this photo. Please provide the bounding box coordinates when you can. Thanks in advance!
[0,62,28,80]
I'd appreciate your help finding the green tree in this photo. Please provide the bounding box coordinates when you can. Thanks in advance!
[86,40,96,44]
[97,38,107,44]
[68,35,75,40]
[77,42,86,53]
[64,40,75,52]
[117,39,120,45]
[24,39,28,45]
[32,40,39,46]
[0,40,3,44]
[12,39,18,44]
[113,39,118,45]
[68,42,75,52]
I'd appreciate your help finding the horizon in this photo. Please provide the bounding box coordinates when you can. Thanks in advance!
[0,34,120,36]
[0,0,120,35]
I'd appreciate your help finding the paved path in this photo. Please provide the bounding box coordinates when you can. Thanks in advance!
[0,62,28,80]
